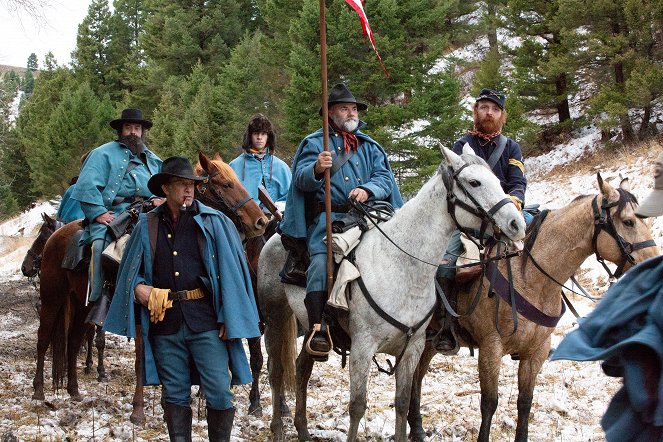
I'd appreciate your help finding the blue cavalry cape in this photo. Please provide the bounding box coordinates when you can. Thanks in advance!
[104,202,261,386]
[551,255,663,442]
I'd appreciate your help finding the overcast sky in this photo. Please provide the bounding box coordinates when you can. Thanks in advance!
[0,0,91,68]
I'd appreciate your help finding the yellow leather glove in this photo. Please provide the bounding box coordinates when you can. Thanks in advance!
[510,195,523,212]
[148,287,173,323]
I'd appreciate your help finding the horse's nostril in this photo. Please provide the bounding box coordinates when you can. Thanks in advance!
[256,217,267,229]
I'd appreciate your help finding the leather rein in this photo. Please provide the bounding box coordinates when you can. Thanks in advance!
[351,164,515,375]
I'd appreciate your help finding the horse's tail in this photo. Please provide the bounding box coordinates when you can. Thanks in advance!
[281,313,297,393]
[51,292,71,391]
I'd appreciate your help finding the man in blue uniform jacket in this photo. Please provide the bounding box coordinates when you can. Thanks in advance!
[71,108,162,326]
[229,113,291,209]
[435,89,530,354]
[104,156,261,441]
[280,83,403,359]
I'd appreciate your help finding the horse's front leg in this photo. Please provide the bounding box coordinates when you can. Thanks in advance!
[394,335,426,442]
[95,325,108,381]
[477,341,503,442]
[515,341,549,442]
[247,336,263,416]
[347,336,380,442]
[294,349,315,441]
[408,340,438,441]
[84,328,94,374]
[130,324,145,425]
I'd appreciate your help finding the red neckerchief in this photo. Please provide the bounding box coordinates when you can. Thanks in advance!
[329,118,359,154]
[467,128,502,142]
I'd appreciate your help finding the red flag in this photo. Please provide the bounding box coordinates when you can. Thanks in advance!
[343,0,389,77]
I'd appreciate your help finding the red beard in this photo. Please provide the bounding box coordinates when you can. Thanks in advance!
[476,116,501,134]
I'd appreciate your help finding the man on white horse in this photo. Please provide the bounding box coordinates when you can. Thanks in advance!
[435,88,531,353]
[279,83,403,359]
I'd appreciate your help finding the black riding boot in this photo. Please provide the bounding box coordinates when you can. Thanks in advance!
[163,402,192,442]
[432,277,460,355]
[304,291,332,359]
[84,287,112,327]
[207,406,235,442]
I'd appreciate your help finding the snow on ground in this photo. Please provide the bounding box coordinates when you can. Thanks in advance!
[0,133,661,441]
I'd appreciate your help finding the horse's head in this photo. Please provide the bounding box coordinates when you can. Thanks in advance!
[592,172,659,277]
[21,213,57,277]
[194,152,268,239]
[441,144,526,242]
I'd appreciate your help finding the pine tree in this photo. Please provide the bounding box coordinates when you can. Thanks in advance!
[71,0,113,96]
[27,53,38,71]
[142,0,256,78]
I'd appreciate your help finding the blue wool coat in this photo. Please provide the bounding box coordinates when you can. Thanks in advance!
[229,151,291,204]
[280,122,403,244]
[453,134,527,203]
[71,141,162,243]
[56,185,85,223]
[551,255,663,441]
[104,202,261,386]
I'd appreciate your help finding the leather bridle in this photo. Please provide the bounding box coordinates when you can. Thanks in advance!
[195,171,253,235]
[591,193,656,280]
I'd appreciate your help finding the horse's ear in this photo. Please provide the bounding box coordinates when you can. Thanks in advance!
[41,212,48,223]
[619,176,631,191]
[198,151,211,172]
[213,152,222,161]
[462,143,475,156]
[441,146,464,170]
[597,172,617,200]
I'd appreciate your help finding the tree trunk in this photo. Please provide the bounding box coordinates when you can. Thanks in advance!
[639,105,652,138]
[614,61,635,142]
[555,73,571,123]
[486,2,500,59]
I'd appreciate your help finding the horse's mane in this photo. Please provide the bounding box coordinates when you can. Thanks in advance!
[569,188,638,216]
[194,158,242,185]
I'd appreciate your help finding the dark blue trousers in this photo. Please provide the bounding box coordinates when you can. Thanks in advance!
[151,323,233,410]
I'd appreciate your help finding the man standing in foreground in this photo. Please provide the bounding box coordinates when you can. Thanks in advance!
[104,156,261,441]
[280,83,403,359]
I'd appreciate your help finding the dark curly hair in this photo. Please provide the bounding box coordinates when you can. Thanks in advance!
[242,113,277,153]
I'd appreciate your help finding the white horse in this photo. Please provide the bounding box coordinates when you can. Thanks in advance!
[258,146,527,441]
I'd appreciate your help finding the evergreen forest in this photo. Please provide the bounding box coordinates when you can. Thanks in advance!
[0,0,661,218]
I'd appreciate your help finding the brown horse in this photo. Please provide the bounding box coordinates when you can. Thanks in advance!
[128,151,269,425]
[408,174,659,441]
[21,212,57,278]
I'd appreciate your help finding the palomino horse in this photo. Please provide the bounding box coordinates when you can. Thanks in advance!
[407,174,659,442]
[128,151,268,425]
[258,146,527,441]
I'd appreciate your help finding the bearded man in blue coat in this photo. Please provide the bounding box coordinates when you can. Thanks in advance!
[104,156,261,441]
[229,113,291,210]
[280,83,403,359]
[71,108,162,326]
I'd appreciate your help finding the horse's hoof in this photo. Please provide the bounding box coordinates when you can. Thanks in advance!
[84,367,92,375]
[247,403,262,417]
[97,374,108,382]
[70,393,83,402]
[32,392,45,401]
[409,429,428,442]
[130,411,146,426]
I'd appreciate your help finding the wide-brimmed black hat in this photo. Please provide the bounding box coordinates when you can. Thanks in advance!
[475,88,506,110]
[110,108,153,131]
[319,83,368,115]
[148,156,205,197]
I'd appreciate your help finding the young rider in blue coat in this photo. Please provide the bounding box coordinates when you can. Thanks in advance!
[229,113,291,208]
[280,83,403,359]
[104,157,261,441]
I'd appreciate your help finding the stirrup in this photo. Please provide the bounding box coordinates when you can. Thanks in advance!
[304,323,333,359]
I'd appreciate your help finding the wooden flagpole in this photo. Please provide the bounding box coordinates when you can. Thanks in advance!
[319,0,334,296]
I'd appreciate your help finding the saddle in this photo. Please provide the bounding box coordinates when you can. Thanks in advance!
[61,229,89,271]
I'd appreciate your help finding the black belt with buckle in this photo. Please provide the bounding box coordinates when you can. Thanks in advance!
[168,288,205,301]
